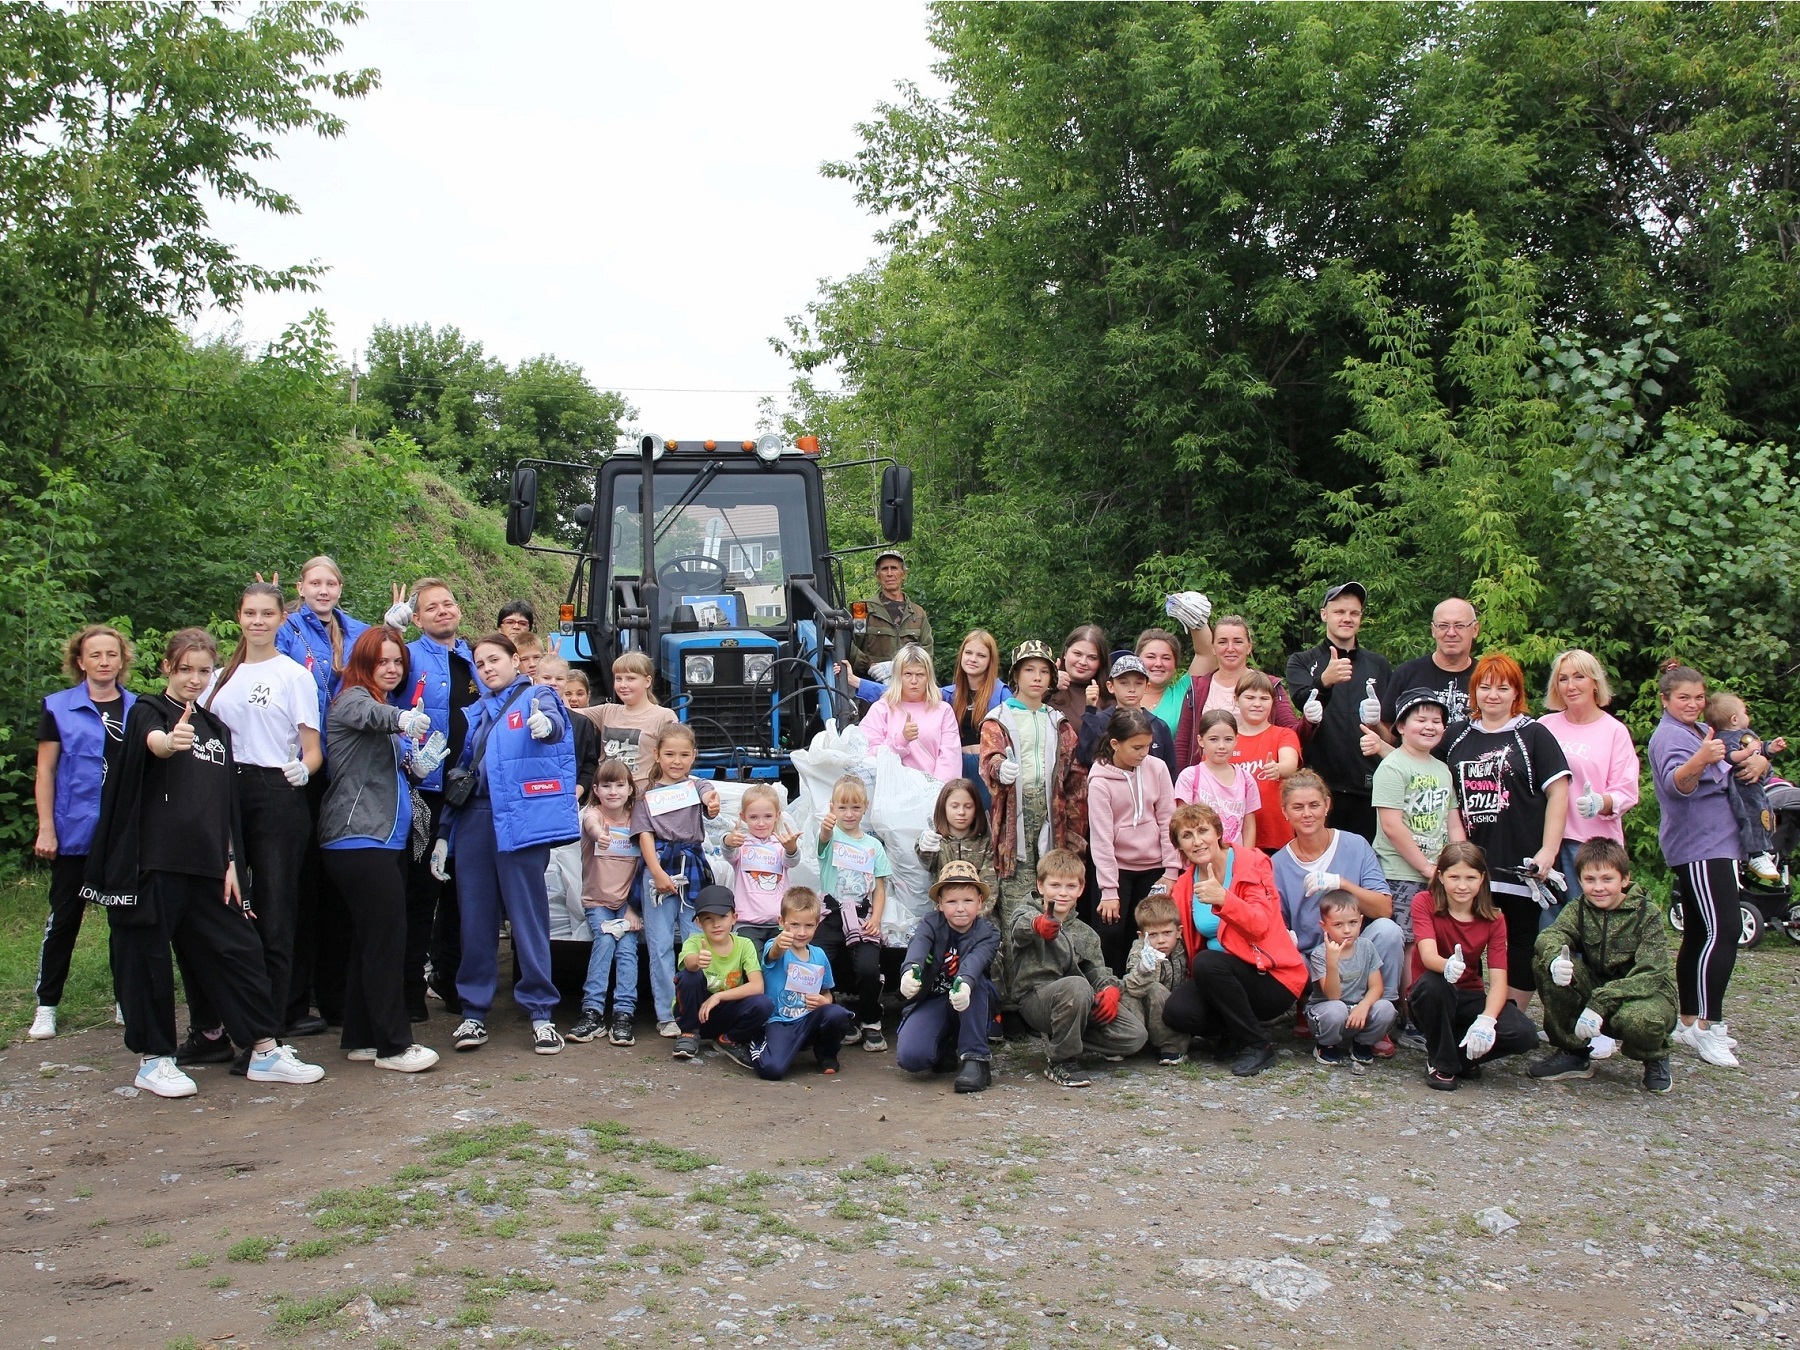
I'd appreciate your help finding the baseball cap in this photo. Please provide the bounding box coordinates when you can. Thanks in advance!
[929,858,991,905]
[1009,638,1056,679]
[693,885,737,917]
[1109,653,1149,680]
[1323,581,1367,606]
[1393,688,1450,724]
[875,550,906,567]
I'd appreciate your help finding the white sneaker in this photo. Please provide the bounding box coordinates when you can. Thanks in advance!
[374,1044,439,1073]
[28,1006,56,1040]
[113,1003,124,1026]
[135,1056,197,1099]
[657,1020,680,1038]
[1748,852,1781,884]
[1672,1020,1700,1052]
[345,1047,378,1062]
[245,1044,326,1085]
[1712,1022,1741,1049]
[1693,1025,1740,1068]
[1589,1033,1621,1060]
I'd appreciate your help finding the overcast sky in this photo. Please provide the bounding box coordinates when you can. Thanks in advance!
[202,0,939,436]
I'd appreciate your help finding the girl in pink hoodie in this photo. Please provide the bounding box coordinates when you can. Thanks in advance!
[857,643,962,781]
[1086,708,1181,973]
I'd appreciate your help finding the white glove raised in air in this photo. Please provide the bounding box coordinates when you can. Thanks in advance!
[1303,870,1343,897]
[384,599,415,629]
[1573,1007,1604,1042]
[527,707,556,740]
[1459,1013,1497,1059]
[409,732,449,778]
[918,828,942,854]
[1358,678,1382,726]
[1550,944,1575,988]
[868,661,894,684]
[1164,591,1213,631]
[1139,943,1167,972]
[1575,779,1604,819]
[948,976,971,1012]
[899,965,923,999]
[996,758,1020,786]
[430,838,451,882]
[1303,690,1323,725]
[1441,943,1466,985]
[281,757,310,787]
[396,706,432,739]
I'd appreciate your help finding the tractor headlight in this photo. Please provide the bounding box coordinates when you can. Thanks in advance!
[744,653,774,685]
[683,654,715,686]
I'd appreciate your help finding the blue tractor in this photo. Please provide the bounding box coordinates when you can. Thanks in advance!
[504,432,913,788]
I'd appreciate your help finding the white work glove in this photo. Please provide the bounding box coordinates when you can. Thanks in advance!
[948,977,971,1013]
[918,828,942,854]
[1575,779,1604,819]
[384,599,415,629]
[527,707,555,740]
[1573,1007,1604,1042]
[996,757,1020,786]
[1441,943,1466,984]
[1303,870,1343,897]
[1459,1013,1497,1059]
[1163,591,1212,630]
[430,838,451,882]
[396,706,432,739]
[1358,678,1382,726]
[1138,943,1167,973]
[868,661,893,683]
[409,732,449,778]
[600,916,631,939]
[1302,690,1323,725]
[899,965,923,999]
[281,757,310,787]
[1550,944,1575,988]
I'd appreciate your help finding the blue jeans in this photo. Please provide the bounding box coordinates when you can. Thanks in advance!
[639,864,698,1023]
[1540,839,1586,933]
[580,907,639,1016]
[756,1005,855,1079]
[896,977,996,1070]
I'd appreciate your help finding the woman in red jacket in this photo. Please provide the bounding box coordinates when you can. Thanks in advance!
[1162,801,1307,1076]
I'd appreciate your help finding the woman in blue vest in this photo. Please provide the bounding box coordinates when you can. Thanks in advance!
[432,632,580,1057]
[276,556,370,727]
[30,625,136,1040]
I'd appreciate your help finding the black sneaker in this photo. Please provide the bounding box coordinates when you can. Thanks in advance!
[1313,1044,1346,1066]
[672,1034,699,1060]
[1044,1060,1091,1089]
[860,1024,887,1053]
[1641,1055,1673,1094]
[532,1021,565,1055]
[608,1013,636,1047]
[1349,1042,1375,1075]
[283,1014,327,1038]
[1231,1043,1277,1077]
[566,1010,604,1043]
[1529,1049,1595,1081]
[818,1056,841,1075]
[228,1047,252,1077]
[717,1041,757,1073]
[452,1019,487,1051]
[1157,1046,1185,1067]
[953,1058,992,1094]
[1426,1067,1459,1091]
[174,1027,233,1066]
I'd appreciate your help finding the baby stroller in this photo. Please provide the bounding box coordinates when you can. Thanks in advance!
[1667,776,1800,949]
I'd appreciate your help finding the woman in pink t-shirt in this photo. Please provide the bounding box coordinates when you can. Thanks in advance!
[1539,649,1640,912]
[857,643,962,781]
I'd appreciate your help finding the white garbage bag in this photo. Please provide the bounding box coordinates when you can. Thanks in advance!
[868,746,942,945]
[543,841,588,943]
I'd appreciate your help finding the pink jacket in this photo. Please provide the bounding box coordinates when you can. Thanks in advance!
[859,699,963,781]
[1086,757,1180,900]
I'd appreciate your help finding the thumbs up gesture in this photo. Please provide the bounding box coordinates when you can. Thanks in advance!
[1359,678,1382,725]
[722,818,747,849]
[1696,724,1727,766]
[1550,944,1575,987]
[1302,689,1323,725]
[902,712,919,743]
[1441,943,1466,984]
[168,702,197,753]
[1575,777,1604,819]
[526,697,555,741]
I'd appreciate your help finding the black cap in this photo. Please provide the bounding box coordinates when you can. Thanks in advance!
[1323,581,1367,606]
[1393,687,1450,724]
[693,885,737,917]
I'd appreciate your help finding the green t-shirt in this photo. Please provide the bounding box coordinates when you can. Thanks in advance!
[678,933,762,994]
[1370,748,1453,883]
[1150,673,1193,737]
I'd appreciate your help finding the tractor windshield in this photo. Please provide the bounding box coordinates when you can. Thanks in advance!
[608,468,810,627]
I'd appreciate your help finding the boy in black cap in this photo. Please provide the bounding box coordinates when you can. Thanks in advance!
[1285,581,1392,838]
[673,885,771,1068]
[895,859,1001,1093]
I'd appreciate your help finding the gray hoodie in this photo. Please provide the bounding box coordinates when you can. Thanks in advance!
[320,687,411,847]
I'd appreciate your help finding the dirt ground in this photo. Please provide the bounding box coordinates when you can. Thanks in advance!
[5,943,1800,1350]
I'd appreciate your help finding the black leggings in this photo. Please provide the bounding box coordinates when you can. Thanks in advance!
[1163,948,1296,1051]
[1673,857,1741,1022]
[35,854,92,1006]
[322,848,413,1057]
[815,900,883,1026]
[1083,867,1165,977]
[1494,893,1541,993]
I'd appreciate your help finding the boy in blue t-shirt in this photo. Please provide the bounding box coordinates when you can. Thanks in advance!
[753,888,856,1079]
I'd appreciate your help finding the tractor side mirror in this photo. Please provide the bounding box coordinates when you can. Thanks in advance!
[505,466,539,546]
[879,463,914,543]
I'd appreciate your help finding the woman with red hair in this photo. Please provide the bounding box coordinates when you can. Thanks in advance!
[1441,653,1571,1011]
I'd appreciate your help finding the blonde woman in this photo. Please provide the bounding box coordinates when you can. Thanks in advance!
[857,644,962,781]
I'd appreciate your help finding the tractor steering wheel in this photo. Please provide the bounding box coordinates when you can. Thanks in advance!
[657,553,729,595]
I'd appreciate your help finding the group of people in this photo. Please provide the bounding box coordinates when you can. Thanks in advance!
[26,554,1782,1100]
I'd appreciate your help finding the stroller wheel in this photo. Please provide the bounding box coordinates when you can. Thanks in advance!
[1739,900,1765,949]
[1668,900,1684,934]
